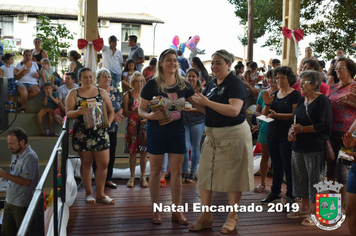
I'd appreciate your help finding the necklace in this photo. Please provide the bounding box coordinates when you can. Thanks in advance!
[277,88,292,99]
[164,79,178,89]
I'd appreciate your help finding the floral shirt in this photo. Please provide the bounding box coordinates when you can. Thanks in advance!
[107,86,123,133]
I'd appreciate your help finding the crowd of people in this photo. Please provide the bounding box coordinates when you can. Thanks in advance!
[1,34,356,235]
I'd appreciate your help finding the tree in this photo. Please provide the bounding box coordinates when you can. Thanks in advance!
[228,0,356,60]
[35,15,75,69]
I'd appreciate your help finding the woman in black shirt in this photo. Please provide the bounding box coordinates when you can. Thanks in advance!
[190,50,254,234]
[287,70,332,226]
[261,66,301,206]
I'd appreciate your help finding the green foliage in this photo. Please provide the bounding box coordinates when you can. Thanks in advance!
[35,15,75,68]
[228,0,356,60]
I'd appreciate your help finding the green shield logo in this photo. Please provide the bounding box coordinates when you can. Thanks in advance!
[319,197,338,221]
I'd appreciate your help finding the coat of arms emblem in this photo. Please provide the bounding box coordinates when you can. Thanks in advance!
[311,180,346,230]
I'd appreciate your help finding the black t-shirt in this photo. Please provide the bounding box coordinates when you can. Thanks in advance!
[140,78,195,129]
[267,89,301,140]
[292,94,333,153]
[202,72,248,127]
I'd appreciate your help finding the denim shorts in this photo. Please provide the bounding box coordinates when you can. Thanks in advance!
[347,163,356,194]
[16,82,38,89]
[7,78,17,95]
[146,122,185,155]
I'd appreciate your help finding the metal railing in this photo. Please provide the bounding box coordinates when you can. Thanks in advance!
[17,117,69,236]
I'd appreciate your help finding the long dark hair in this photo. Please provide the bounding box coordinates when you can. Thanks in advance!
[192,57,209,83]
[123,59,137,72]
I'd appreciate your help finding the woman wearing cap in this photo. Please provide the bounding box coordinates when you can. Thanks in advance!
[138,48,200,225]
[142,58,157,82]
[190,49,254,234]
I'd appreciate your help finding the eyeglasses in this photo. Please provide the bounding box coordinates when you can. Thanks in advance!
[133,80,145,83]
[335,66,347,71]
[300,80,312,86]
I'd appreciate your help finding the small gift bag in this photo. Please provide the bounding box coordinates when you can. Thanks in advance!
[96,101,110,129]
[148,96,173,126]
[82,100,109,129]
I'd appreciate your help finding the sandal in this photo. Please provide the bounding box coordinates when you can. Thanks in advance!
[186,173,197,183]
[182,173,188,183]
[189,214,213,231]
[97,195,115,205]
[152,212,162,224]
[301,216,316,226]
[220,215,238,234]
[85,195,96,204]
[140,177,148,188]
[287,210,310,219]
[127,177,135,188]
[253,183,266,193]
[160,179,166,188]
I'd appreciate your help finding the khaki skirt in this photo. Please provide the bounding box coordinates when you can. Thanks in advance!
[198,121,254,192]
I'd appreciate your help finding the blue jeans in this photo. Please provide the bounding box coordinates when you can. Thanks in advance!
[108,69,121,88]
[267,138,294,198]
[182,122,205,174]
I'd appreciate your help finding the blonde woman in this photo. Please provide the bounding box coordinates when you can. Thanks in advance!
[123,72,148,188]
[138,48,200,225]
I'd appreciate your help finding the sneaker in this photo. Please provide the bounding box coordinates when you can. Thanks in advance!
[284,197,296,212]
[261,192,282,205]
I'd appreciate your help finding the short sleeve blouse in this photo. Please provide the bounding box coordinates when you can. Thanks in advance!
[202,72,248,127]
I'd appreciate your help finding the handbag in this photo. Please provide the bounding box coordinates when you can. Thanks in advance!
[137,121,147,151]
[305,100,335,162]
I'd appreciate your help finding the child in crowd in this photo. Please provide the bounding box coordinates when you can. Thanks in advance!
[40,58,58,91]
[37,82,59,136]
[0,53,16,108]
[122,59,139,92]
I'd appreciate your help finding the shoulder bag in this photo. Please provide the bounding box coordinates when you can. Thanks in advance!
[305,101,335,162]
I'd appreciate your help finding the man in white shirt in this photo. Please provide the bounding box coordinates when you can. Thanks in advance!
[101,35,124,88]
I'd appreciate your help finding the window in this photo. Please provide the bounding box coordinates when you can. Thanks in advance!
[121,24,141,42]
[0,17,14,37]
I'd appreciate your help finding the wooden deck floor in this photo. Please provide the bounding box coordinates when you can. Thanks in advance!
[67,176,350,236]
